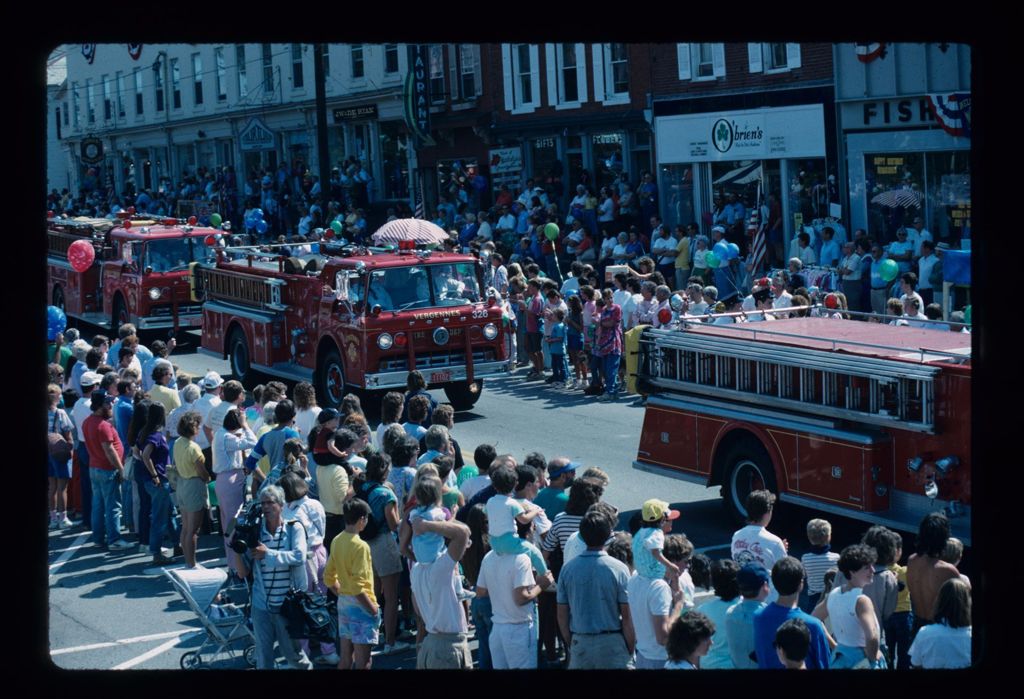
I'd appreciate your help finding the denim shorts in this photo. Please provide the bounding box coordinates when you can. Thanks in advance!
[48,456,72,480]
[338,595,380,645]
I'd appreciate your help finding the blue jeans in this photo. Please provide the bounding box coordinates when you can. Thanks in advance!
[589,352,604,388]
[144,478,172,555]
[470,595,493,670]
[89,468,124,546]
[885,611,913,670]
[602,353,621,396]
[76,443,92,528]
[134,467,152,545]
[551,353,568,382]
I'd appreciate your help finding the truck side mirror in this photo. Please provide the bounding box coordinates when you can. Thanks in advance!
[334,272,349,302]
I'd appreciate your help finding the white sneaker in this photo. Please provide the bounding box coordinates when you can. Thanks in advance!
[384,640,413,655]
[564,381,575,389]
[315,652,340,665]
[59,516,74,529]
[108,539,135,551]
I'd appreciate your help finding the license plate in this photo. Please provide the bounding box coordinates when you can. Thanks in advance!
[430,371,451,384]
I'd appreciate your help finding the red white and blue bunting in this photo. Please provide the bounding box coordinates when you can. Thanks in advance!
[855,43,887,63]
[928,93,971,138]
[128,44,143,60]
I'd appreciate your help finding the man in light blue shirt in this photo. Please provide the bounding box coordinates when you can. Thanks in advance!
[725,563,771,668]
[724,193,746,226]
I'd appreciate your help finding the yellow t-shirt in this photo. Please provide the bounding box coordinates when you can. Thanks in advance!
[890,562,912,613]
[173,438,206,480]
[675,236,691,270]
[149,384,182,414]
[324,531,376,602]
[255,425,273,476]
[317,463,350,517]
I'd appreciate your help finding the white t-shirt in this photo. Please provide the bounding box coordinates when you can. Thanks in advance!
[918,254,939,291]
[375,421,399,452]
[600,236,617,259]
[652,235,676,266]
[627,573,672,662]
[293,407,322,440]
[476,550,535,625]
[909,623,971,669]
[72,397,93,443]
[460,474,492,501]
[192,393,222,449]
[486,493,524,539]
[731,525,787,576]
[410,552,467,634]
[562,530,587,568]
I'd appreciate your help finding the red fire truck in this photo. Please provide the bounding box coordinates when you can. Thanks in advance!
[633,317,971,543]
[191,241,510,410]
[47,214,216,334]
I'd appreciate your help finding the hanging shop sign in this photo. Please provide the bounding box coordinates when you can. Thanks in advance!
[403,45,434,146]
[80,137,104,165]
[656,104,825,163]
[239,117,275,152]
[488,147,523,174]
[333,104,378,122]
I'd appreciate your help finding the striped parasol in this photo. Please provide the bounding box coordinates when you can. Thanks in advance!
[371,218,449,246]
[871,188,923,209]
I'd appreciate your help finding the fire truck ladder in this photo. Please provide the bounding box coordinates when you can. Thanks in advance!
[637,327,943,434]
[192,265,287,311]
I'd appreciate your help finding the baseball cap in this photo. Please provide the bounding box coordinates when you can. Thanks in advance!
[201,371,224,389]
[317,407,340,424]
[737,563,770,590]
[642,498,681,523]
[548,461,579,479]
[80,371,101,388]
[89,389,115,411]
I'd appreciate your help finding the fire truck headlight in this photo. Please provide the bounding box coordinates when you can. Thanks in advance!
[935,456,959,475]
[483,323,498,340]
[906,457,923,473]
[148,287,163,300]
[377,333,393,350]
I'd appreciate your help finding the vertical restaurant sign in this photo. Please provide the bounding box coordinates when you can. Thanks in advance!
[404,45,434,146]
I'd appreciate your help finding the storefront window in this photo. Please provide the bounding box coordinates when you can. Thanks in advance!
[864,152,924,244]
[711,159,761,216]
[379,121,409,200]
[592,132,624,192]
[327,128,345,171]
[437,158,476,206]
[659,164,696,232]
[529,136,559,193]
[925,151,969,244]
[630,130,652,183]
[565,134,586,195]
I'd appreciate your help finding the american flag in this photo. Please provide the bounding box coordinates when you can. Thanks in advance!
[413,175,425,219]
[749,174,768,274]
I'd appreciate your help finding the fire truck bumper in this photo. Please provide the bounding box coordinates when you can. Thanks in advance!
[135,313,203,330]
[363,360,512,390]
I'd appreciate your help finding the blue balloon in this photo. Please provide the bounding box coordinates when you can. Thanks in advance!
[727,242,740,260]
[253,208,264,220]
[256,220,268,234]
[713,241,730,261]
[564,288,578,298]
[47,305,67,341]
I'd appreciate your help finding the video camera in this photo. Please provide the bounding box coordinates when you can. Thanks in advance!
[229,500,263,554]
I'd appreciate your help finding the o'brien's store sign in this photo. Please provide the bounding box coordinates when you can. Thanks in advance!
[656,104,825,163]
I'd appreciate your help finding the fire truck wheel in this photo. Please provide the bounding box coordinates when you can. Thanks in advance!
[52,285,65,310]
[443,380,483,411]
[317,347,346,411]
[228,328,257,389]
[721,437,777,524]
[111,295,129,331]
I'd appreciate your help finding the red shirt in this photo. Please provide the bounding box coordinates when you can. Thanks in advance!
[314,427,335,454]
[82,414,124,470]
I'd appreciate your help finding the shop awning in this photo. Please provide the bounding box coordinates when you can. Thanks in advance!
[713,161,762,186]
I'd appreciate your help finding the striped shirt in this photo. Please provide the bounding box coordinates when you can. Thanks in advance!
[541,512,584,552]
[249,518,307,612]
[801,550,840,595]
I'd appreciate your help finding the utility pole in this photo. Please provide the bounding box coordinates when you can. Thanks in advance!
[313,44,331,205]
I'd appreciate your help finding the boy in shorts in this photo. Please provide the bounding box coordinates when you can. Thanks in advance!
[633,499,682,581]
[324,498,380,669]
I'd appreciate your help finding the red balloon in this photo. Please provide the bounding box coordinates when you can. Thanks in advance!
[658,308,673,326]
[47,210,55,219]
[123,219,132,229]
[324,229,335,239]
[188,216,198,226]
[67,239,95,273]
[204,235,217,246]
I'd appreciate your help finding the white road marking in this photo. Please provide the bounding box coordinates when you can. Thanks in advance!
[48,532,91,574]
[51,629,193,656]
[112,630,203,670]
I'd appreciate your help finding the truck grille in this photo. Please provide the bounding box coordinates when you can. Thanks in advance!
[378,349,496,372]
[149,303,203,318]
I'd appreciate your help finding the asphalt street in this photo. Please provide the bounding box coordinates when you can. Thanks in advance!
[48,331,953,670]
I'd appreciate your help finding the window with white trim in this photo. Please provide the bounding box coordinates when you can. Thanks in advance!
[429,44,445,103]
[677,43,725,81]
[236,45,248,98]
[515,44,533,105]
[116,72,126,117]
[154,62,164,112]
[101,75,111,121]
[192,53,203,105]
[559,43,579,102]
[134,70,143,116]
[751,43,801,73]
[62,101,69,127]
[262,44,274,93]
[215,48,226,101]
[71,82,80,127]
[765,43,788,70]
[86,79,95,123]
[291,44,304,88]
[171,58,181,109]
[458,44,477,100]
[606,43,629,96]
[351,44,364,79]
[385,44,399,75]
[695,44,715,78]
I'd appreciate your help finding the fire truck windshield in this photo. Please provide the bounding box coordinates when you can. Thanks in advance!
[366,263,480,311]
[144,237,216,273]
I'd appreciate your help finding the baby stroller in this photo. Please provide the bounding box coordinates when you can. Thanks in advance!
[163,566,257,669]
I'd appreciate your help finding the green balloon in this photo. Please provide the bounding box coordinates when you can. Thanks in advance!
[963,305,971,325]
[209,213,222,227]
[705,252,720,269]
[879,258,899,282]
[331,220,343,234]
[544,222,560,241]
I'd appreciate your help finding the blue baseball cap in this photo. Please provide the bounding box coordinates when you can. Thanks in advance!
[737,563,770,590]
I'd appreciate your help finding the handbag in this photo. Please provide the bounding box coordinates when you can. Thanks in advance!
[48,412,72,462]
[280,588,338,642]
